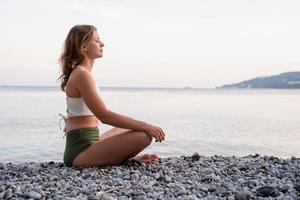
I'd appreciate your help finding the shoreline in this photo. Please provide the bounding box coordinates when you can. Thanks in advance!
[1,153,299,200]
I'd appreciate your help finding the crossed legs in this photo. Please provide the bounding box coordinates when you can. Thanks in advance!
[72,127,158,167]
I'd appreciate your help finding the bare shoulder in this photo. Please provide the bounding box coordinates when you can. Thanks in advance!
[70,68,95,86]
[66,68,96,96]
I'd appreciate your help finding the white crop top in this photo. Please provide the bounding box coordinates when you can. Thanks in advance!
[66,96,94,118]
[65,66,97,118]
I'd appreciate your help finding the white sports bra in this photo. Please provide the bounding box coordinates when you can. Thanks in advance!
[66,66,97,118]
[59,94,94,136]
[66,96,94,118]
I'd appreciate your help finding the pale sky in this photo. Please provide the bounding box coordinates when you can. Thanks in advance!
[1,0,300,88]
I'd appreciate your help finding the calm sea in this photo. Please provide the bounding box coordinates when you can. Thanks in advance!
[0,86,299,163]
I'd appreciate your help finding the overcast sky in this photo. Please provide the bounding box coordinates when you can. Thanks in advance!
[0,0,300,88]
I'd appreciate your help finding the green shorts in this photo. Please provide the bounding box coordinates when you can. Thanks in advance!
[63,127,100,167]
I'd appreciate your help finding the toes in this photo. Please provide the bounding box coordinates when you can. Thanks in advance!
[137,153,159,164]
[149,154,159,163]
[142,154,151,159]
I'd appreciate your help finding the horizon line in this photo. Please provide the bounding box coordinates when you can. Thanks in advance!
[0,84,215,89]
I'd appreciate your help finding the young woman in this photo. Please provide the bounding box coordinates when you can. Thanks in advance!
[58,25,166,168]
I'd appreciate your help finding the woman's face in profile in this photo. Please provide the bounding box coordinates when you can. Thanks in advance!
[85,31,104,59]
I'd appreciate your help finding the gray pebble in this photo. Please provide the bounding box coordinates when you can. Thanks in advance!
[248,180,259,186]
[0,163,8,170]
[0,154,299,199]
[165,175,172,182]
[142,185,153,193]
[4,189,13,199]
[100,193,117,200]
[33,187,45,196]
[215,186,228,196]
[0,191,5,199]
[117,196,129,200]
[238,178,246,184]
[81,187,90,195]
[200,187,208,192]
[235,191,251,200]
[283,196,294,200]
[289,193,299,200]
[29,190,42,199]
[227,195,235,200]
[69,190,77,197]
[132,190,146,196]
[294,181,300,192]
[131,174,139,180]
[135,195,147,200]
[15,190,23,196]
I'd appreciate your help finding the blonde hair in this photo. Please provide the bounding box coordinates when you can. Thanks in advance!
[58,25,97,91]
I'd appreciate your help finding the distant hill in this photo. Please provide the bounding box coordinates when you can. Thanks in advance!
[218,71,300,89]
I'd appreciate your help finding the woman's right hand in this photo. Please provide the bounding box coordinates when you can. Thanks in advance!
[144,124,166,142]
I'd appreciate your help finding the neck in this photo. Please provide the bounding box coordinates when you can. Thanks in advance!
[78,59,95,72]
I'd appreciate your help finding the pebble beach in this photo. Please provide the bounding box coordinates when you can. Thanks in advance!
[1,153,300,200]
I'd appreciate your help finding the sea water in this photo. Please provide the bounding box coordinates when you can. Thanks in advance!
[0,86,299,163]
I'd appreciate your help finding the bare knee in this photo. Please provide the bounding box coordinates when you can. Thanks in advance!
[137,131,153,147]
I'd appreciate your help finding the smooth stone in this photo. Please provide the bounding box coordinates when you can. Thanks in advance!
[200,187,208,192]
[23,192,30,198]
[191,153,200,161]
[0,192,5,199]
[15,190,23,196]
[231,175,239,182]
[235,191,251,200]
[227,195,235,200]
[0,163,8,170]
[256,186,276,197]
[50,175,59,181]
[117,196,129,200]
[100,193,116,200]
[131,174,139,181]
[123,174,131,180]
[289,193,299,200]
[149,192,160,199]
[33,187,45,196]
[4,175,10,181]
[294,182,300,192]
[248,180,259,187]
[69,190,77,197]
[81,187,90,195]
[176,189,187,196]
[4,189,13,199]
[29,190,42,199]
[165,175,172,182]
[135,195,147,200]
[142,185,153,193]
[211,174,221,182]
[174,184,187,196]
[229,187,237,193]
[238,178,246,184]
[215,186,229,196]
[132,190,146,196]
[181,194,195,200]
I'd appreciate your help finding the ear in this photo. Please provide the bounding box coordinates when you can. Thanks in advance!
[81,44,87,54]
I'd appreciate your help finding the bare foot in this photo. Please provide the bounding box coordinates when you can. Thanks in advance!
[130,153,159,164]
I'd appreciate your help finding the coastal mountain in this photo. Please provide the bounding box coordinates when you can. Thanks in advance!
[219,71,300,89]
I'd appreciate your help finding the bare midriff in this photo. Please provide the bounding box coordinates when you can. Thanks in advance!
[66,115,99,132]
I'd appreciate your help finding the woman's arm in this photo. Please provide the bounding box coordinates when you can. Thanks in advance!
[100,110,149,131]
[74,70,165,142]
